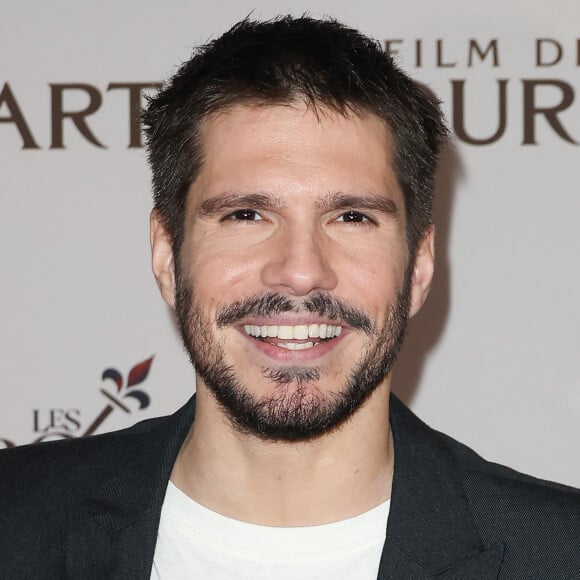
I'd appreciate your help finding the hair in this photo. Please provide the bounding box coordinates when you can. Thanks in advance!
[143,15,448,257]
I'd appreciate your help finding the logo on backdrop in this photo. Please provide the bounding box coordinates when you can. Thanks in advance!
[0,356,154,449]
[0,82,161,149]
[1,39,578,148]
[382,37,580,145]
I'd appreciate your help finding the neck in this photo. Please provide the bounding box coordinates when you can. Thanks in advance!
[171,379,394,526]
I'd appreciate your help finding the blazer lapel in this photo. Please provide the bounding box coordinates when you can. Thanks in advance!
[64,397,196,579]
[377,541,504,580]
[378,396,505,579]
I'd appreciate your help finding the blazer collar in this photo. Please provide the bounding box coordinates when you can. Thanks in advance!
[378,396,504,579]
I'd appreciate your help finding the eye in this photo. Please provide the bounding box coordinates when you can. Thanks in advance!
[335,211,372,224]
[224,209,263,221]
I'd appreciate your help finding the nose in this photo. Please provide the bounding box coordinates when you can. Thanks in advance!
[260,224,338,296]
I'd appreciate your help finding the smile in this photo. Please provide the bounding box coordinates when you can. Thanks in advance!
[243,323,343,351]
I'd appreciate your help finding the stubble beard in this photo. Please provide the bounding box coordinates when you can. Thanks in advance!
[175,269,411,443]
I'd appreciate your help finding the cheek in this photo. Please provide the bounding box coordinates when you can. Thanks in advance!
[187,237,264,303]
[339,241,408,309]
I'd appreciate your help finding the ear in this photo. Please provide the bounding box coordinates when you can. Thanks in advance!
[150,210,176,309]
[408,226,435,318]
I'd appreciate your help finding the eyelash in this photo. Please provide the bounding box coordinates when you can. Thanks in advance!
[335,211,374,225]
[222,209,263,221]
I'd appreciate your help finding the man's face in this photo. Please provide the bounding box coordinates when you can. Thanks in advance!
[152,103,434,441]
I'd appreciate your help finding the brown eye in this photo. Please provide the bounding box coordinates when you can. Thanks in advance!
[226,209,263,221]
[336,211,370,223]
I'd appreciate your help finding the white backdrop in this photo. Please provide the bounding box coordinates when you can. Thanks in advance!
[1,0,579,487]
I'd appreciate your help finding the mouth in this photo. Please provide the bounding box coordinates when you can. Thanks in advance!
[242,323,343,352]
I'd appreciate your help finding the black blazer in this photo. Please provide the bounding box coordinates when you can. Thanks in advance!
[1,395,579,579]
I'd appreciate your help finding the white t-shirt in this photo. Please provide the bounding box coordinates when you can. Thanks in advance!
[151,481,390,580]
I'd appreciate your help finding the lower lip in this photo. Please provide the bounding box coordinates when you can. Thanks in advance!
[236,328,348,362]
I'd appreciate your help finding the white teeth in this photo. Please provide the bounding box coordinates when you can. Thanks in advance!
[293,325,309,340]
[277,325,294,340]
[243,323,343,339]
[277,341,315,351]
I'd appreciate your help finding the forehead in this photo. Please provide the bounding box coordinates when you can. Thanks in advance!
[189,103,402,209]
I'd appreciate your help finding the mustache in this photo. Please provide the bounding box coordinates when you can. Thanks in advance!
[215,292,373,335]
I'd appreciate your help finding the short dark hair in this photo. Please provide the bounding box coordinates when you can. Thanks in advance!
[143,16,447,256]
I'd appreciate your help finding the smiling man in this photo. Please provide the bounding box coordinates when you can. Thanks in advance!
[154,104,422,446]
[1,15,579,580]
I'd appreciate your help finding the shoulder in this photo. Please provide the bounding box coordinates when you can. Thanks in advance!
[390,396,580,516]
[390,396,580,574]
[0,398,194,577]
[440,429,580,510]
[0,415,169,578]
[0,395,195,514]
[440,430,580,573]
[0,414,167,508]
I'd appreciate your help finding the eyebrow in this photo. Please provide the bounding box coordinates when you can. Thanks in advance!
[315,192,399,216]
[197,190,399,217]
[197,193,286,216]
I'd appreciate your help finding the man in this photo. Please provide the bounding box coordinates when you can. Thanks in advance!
[1,16,579,579]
